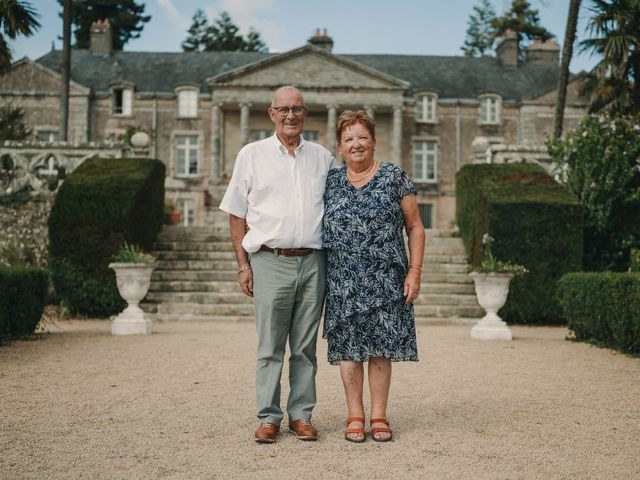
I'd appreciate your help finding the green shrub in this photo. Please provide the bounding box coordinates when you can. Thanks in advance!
[48,157,165,317]
[630,249,640,273]
[456,163,583,324]
[548,113,640,271]
[0,265,48,344]
[558,272,640,355]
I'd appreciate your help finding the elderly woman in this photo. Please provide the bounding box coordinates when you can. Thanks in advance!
[323,110,425,442]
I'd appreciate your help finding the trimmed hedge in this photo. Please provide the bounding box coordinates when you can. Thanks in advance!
[456,163,583,324]
[48,157,165,317]
[558,272,640,355]
[0,265,48,344]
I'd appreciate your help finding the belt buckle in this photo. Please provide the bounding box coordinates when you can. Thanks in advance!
[274,248,281,257]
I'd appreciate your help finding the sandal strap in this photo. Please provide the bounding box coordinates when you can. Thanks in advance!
[345,426,366,434]
[346,417,365,425]
[371,426,392,434]
[369,418,390,426]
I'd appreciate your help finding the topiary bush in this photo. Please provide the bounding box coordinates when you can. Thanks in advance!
[558,272,640,355]
[456,163,583,324]
[48,157,165,317]
[0,265,48,344]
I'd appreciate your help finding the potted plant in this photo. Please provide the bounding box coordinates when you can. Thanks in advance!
[468,234,527,340]
[108,242,156,336]
[164,201,182,225]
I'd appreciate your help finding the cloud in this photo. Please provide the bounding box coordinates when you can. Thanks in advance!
[205,0,281,47]
[155,0,191,30]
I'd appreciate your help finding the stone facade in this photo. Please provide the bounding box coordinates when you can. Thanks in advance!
[0,28,588,229]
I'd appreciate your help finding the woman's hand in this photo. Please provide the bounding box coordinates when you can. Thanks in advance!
[403,268,421,304]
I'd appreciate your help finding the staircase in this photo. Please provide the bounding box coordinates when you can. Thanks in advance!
[147,226,482,324]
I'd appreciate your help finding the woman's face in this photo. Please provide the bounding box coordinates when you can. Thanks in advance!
[338,122,376,167]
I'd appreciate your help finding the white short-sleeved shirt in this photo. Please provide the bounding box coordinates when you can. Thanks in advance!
[219,134,337,253]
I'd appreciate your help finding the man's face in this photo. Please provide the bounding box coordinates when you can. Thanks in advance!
[268,89,307,140]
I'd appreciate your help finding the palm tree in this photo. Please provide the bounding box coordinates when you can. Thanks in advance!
[579,0,640,115]
[60,0,72,141]
[0,0,40,73]
[553,0,582,139]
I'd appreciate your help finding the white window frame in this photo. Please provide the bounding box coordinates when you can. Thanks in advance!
[415,93,438,123]
[418,202,435,230]
[35,128,59,143]
[478,94,501,125]
[177,88,199,118]
[250,130,273,141]
[174,133,200,177]
[112,86,133,116]
[176,198,196,226]
[412,138,438,183]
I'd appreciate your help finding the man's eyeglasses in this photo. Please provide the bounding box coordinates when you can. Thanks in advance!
[271,106,307,117]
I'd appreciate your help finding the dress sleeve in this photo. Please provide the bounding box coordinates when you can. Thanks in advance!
[397,166,417,198]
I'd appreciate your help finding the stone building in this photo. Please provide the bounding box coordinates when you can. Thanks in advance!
[0,23,587,228]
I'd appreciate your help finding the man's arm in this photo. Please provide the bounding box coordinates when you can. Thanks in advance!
[229,214,253,297]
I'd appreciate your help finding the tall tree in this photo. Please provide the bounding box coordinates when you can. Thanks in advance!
[181,10,268,53]
[462,0,497,57]
[60,0,72,142]
[0,0,40,73]
[491,0,555,56]
[553,0,582,139]
[58,0,151,51]
[579,0,640,115]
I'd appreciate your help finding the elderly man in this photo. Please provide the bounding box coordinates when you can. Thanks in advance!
[219,86,336,443]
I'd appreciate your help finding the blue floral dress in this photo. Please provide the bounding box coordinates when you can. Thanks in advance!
[322,162,419,364]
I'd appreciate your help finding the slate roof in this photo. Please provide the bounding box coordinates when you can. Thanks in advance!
[36,48,558,102]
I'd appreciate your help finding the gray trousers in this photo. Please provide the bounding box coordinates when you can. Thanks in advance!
[251,249,326,426]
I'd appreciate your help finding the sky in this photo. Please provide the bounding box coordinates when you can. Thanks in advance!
[12,0,600,73]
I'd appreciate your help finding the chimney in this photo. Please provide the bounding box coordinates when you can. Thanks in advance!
[307,28,333,52]
[90,19,112,55]
[496,29,518,67]
[526,38,560,65]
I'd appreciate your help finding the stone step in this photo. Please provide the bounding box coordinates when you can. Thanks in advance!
[423,263,469,274]
[152,269,236,281]
[156,313,255,322]
[421,283,476,294]
[155,250,237,260]
[415,293,478,306]
[425,228,460,239]
[148,291,249,304]
[157,302,255,316]
[155,260,237,271]
[424,237,466,247]
[414,304,484,318]
[154,241,234,252]
[424,245,467,256]
[149,280,238,292]
[423,254,468,265]
[422,272,473,284]
[156,233,231,242]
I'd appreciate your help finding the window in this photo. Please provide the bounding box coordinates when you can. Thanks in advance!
[178,89,198,118]
[175,135,199,176]
[415,93,437,123]
[176,199,195,226]
[479,95,501,124]
[412,140,437,182]
[113,88,133,115]
[418,203,434,229]
[36,130,58,143]
[304,131,320,142]
[251,130,273,141]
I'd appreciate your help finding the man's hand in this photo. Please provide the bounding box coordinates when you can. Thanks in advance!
[238,268,253,297]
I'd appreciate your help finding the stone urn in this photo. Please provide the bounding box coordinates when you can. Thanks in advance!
[468,272,513,340]
[109,262,155,335]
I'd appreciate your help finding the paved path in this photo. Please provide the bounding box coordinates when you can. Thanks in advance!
[1,320,639,479]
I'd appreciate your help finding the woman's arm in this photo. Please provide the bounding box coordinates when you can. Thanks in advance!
[401,194,426,304]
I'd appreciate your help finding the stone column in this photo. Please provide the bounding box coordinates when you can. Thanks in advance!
[392,105,403,165]
[210,103,221,184]
[364,105,375,119]
[240,102,251,147]
[326,104,338,157]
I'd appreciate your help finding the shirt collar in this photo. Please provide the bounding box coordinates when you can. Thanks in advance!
[271,133,306,156]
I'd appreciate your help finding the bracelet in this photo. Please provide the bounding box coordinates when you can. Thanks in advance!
[409,265,423,272]
[238,264,252,274]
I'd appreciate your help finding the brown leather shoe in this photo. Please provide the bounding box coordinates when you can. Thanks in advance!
[254,423,279,443]
[288,419,318,441]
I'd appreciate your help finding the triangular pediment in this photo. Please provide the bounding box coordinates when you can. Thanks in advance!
[0,57,89,95]
[208,45,407,90]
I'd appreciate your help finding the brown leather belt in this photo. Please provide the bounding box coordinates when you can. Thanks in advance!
[260,245,314,257]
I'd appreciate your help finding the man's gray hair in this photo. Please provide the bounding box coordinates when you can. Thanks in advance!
[271,86,304,107]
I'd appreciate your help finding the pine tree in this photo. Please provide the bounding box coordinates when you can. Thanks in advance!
[0,0,40,73]
[58,0,151,51]
[462,0,496,57]
[181,10,268,53]
[491,0,554,53]
[181,9,208,52]
[0,105,31,141]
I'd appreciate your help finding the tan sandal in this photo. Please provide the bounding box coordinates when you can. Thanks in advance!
[344,417,366,443]
[370,418,393,442]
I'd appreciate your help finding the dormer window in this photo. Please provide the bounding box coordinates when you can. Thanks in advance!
[479,94,501,125]
[415,93,437,123]
[177,88,199,118]
[113,87,133,115]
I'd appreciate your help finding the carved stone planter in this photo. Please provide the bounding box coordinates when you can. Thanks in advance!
[109,262,155,335]
[469,272,513,341]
